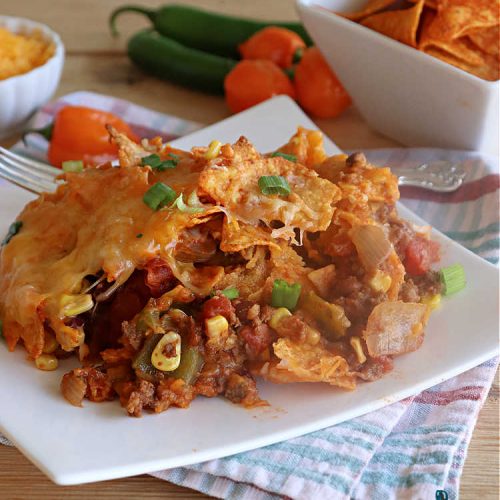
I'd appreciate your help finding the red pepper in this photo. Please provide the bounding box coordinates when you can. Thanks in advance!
[23,106,138,168]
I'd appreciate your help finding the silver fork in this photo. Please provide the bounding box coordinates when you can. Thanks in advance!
[0,148,467,194]
[0,147,61,193]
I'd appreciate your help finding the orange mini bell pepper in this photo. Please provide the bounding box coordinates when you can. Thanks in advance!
[24,106,138,168]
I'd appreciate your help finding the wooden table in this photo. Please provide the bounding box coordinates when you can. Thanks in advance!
[0,1,498,498]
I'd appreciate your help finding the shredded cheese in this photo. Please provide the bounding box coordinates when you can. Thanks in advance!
[0,27,54,80]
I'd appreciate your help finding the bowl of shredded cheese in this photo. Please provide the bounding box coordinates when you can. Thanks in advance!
[0,16,64,139]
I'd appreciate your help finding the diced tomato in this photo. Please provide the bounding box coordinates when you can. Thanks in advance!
[404,236,440,276]
[202,295,235,322]
[144,257,175,297]
[238,324,273,355]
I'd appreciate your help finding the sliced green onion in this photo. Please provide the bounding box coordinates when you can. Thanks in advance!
[136,233,143,239]
[155,159,177,171]
[187,190,203,207]
[167,153,181,162]
[141,154,162,168]
[440,264,466,296]
[171,194,204,214]
[271,279,302,311]
[143,183,177,211]
[221,287,239,300]
[2,221,22,246]
[271,152,297,162]
[62,160,84,173]
[258,175,291,196]
[141,153,178,171]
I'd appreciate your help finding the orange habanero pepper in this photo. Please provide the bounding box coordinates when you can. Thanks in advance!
[24,106,138,168]
[224,59,295,114]
[294,47,352,119]
[239,26,306,69]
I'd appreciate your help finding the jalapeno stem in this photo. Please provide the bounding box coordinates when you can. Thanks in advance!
[109,5,156,36]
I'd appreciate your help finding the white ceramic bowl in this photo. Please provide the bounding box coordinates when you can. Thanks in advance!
[297,0,500,155]
[0,16,64,139]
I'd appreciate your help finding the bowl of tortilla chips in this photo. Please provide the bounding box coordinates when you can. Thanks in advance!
[297,0,499,154]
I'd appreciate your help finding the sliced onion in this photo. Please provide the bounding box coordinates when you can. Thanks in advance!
[351,224,392,270]
[60,370,87,407]
[95,267,134,302]
[363,301,430,357]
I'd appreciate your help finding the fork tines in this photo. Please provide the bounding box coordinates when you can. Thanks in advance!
[0,147,59,194]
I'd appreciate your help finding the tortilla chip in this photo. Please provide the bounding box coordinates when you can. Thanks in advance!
[423,0,500,41]
[274,127,327,168]
[466,26,500,56]
[199,136,340,237]
[409,0,437,8]
[261,338,356,390]
[341,0,397,22]
[220,217,280,252]
[424,45,500,80]
[420,10,487,65]
[361,0,425,48]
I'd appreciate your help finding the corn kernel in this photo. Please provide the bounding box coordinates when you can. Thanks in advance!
[205,315,229,339]
[42,332,58,354]
[350,337,366,364]
[35,354,58,371]
[369,270,392,293]
[151,331,181,372]
[421,294,441,310]
[269,307,292,330]
[60,293,94,317]
[205,140,222,160]
[306,326,321,345]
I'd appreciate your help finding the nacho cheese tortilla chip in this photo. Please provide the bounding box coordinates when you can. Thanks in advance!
[423,0,500,40]
[424,45,500,80]
[341,0,397,21]
[467,25,500,56]
[199,137,340,237]
[361,0,425,47]
[420,11,486,66]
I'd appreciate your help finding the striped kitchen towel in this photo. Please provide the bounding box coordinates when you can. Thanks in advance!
[2,91,499,499]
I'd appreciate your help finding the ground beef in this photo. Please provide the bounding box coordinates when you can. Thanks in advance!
[154,379,195,413]
[356,356,394,381]
[121,379,156,417]
[86,369,114,402]
[61,367,114,406]
[399,279,421,303]
[224,373,261,406]
[238,324,274,355]
[412,271,443,297]
[387,216,414,261]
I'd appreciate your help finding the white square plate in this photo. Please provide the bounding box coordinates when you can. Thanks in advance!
[0,96,498,485]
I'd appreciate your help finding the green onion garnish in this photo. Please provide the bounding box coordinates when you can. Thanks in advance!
[221,287,239,300]
[143,183,177,211]
[271,279,302,310]
[136,233,143,239]
[62,160,84,173]
[440,264,466,296]
[258,175,291,196]
[2,221,22,246]
[141,153,178,171]
[171,194,204,214]
[271,152,297,162]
